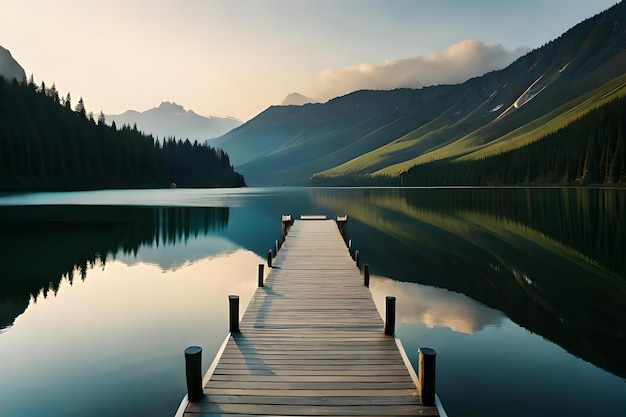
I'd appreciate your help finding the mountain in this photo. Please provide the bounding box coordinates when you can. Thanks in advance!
[0,46,26,83]
[213,2,626,185]
[281,92,317,106]
[0,79,245,190]
[106,102,242,141]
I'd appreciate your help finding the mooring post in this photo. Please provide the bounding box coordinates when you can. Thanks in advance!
[281,214,292,239]
[336,215,348,243]
[363,264,370,287]
[184,346,203,402]
[355,250,360,268]
[258,264,264,287]
[267,249,272,268]
[275,239,280,256]
[418,347,437,405]
[229,295,240,333]
[384,296,396,336]
[348,239,352,254]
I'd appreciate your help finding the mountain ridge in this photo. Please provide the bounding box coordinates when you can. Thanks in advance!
[281,92,317,106]
[213,1,626,185]
[107,101,242,142]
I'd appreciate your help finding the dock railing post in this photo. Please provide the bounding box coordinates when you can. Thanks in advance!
[363,264,370,287]
[384,296,396,335]
[336,215,348,244]
[184,346,203,402]
[229,295,240,333]
[258,264,264,287]
[281,214,292,240]
[418,347,437,406]
[267,249,272,268]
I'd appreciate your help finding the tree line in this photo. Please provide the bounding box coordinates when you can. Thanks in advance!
[0,76,245,190]
[310,96,626,187]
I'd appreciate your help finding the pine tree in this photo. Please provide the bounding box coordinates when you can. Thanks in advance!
[64,92,72,110]
[75,97,86,118]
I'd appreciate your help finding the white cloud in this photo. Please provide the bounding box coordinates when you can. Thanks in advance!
[306,39,529,101]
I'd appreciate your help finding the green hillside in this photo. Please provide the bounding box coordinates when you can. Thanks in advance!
[326,74,626,178]
[214,1,626,186]
[311,92,626,186]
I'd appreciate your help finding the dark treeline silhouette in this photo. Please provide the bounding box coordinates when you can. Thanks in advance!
[310,96,626,187]
[0,205,229,331]
[0,77,245,190]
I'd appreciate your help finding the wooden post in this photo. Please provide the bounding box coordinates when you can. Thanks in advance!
[275,239,280,256]
[337,215,348,243]
[258,264,264,287]
[267,249,272,268]
[363,264,370,287]
[354,250,360,268]
[384,296,396,336]
[348,239,352,253]
[418,347,437,406]
[184,346,203,402]
[229,295,240,333]
[282,214,292,238]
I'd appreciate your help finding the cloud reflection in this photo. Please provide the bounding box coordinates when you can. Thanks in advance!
[369,275,503,334]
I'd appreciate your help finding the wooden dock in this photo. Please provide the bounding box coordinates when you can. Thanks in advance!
[177,216,441,416]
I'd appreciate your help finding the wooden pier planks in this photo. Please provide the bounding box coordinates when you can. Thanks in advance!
[183,219,439,416]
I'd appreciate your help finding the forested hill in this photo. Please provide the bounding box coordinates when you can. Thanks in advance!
[0,77,245,190]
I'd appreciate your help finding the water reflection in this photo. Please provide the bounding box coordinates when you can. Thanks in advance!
[0,251,259,417]
[0,188,625,417]
[312,187,626,276]
[369,276,503,334]
[312,187,626,377]
[0,205,229,332]
[369,276,626,416]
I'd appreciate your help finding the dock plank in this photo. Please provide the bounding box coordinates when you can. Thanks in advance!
[181,218,438,416]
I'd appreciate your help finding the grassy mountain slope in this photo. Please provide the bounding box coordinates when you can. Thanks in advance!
[322,3,626,179]
[367,73,626,176]
[213,87,458,184]
[214,2,626,185]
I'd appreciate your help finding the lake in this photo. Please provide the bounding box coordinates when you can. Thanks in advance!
[0,187,625,417]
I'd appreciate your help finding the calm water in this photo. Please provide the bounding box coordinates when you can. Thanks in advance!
[0,187,625,417]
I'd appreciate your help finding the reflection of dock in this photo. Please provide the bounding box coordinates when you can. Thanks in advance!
[177,215,441,416]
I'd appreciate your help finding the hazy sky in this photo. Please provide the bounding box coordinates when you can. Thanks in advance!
[0,1,617,121]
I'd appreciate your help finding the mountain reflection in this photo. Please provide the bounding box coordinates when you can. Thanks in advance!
[0,205,229,332]
[312,187,626,377]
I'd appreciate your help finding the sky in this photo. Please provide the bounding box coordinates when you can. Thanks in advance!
[0,0,618,121]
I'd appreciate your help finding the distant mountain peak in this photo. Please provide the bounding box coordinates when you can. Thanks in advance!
[107,102,242,141]
[281,92,317,106]
[0,45,26,82]
[158,101,185,111]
